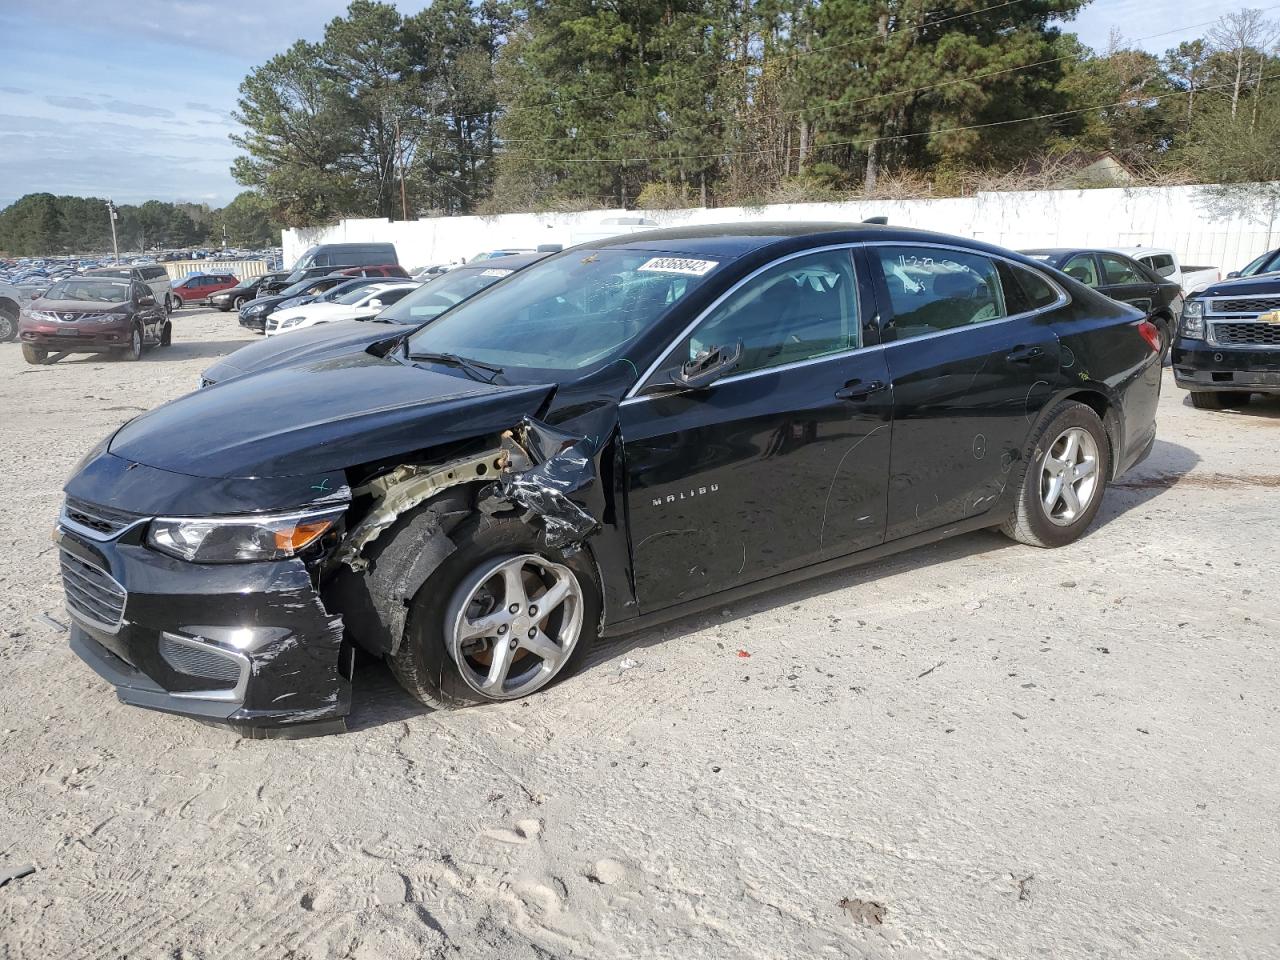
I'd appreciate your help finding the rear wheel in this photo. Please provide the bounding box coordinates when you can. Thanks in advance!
[21,344,47,365]
[391,516,599,709]
[234,295,246,310]
[0,301,18,341]
[1190,391,1248,409]
[1001,401,1110,548]
[159,321,172,347]
[168,294,181,312]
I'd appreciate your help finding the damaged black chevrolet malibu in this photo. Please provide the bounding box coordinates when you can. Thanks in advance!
[57,224,1162,736]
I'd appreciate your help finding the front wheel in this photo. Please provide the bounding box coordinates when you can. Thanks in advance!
[0,308,17,342]
[122,326,143,361]
[22,344,47,365]
[1000,401,1110,548]
[1190,391,1247,409]
[391,517,599,709]
[168,295,181,312]
[159,321,172,347]
[234,295,246,310]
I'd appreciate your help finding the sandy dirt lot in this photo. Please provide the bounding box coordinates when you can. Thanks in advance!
[0,308,1277,959]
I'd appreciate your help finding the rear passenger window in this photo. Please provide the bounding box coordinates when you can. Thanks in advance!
[1012,264,1059,309]
[877,246,1005,340]
[672,250,860,376]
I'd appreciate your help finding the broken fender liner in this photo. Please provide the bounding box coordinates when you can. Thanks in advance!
[478,418,603,551]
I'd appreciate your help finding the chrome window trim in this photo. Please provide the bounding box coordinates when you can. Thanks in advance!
[623,239,1069,404]
[623,243,867,402]
[162,632,252,704]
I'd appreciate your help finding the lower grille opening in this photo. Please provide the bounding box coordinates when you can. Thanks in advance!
[159,634,243,688]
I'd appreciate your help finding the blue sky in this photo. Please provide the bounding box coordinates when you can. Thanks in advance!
[0,0,1237,210]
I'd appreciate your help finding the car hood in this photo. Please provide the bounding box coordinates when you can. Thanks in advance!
[203,320,402,383]
[1194,275,1280,298]
[111,347,555,479]
[30,298,130,312]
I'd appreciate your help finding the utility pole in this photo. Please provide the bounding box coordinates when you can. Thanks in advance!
[105,199,120,263]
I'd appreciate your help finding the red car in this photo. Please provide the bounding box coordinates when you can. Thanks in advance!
[171,272,239,306]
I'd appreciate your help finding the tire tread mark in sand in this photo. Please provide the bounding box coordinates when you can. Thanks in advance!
[60,834,271,960]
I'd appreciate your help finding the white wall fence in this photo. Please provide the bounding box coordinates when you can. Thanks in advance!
[162,259,270,281]
[283,184,1277,275]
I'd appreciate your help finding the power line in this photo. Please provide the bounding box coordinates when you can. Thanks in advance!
[491,71,1279,165]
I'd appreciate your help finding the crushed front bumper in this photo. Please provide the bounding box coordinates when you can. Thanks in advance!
[1172,340,1280,394]
[56,517,351,737]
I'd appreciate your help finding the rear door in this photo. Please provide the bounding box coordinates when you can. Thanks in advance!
[870,243,1064,541]
[1098,254,1159,313]
[621,246,892,611]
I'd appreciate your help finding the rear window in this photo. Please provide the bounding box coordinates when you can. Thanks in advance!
[1141,254,1176,278]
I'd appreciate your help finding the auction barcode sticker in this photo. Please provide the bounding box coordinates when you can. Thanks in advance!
[479,268,514,277]
[637,257,719,276]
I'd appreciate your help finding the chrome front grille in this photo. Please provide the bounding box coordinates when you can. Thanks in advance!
[60,550,127,631]
[1212,296,1280,315]
[1212,323,1280,347]
[63,497,140,538]
[159,635,243,686]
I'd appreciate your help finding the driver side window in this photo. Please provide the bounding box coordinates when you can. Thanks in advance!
[1062,255,1100,288]
[669,250,860,377]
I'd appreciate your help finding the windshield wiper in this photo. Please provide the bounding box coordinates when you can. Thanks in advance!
[407,350,504,383]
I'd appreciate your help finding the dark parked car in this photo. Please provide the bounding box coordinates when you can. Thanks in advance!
[237,274,358,332]
[210,272,290,312]
[1022,248,1182,352]
[171,272,239,306]
[19,275,170,364]
[1173,253,1280,409]
[281,263,411,287]
[201,254,548,386]
[57,223,1161,736]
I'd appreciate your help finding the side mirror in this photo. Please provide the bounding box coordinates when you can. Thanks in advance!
[138,294,156,307]
[646,341,743,394]
[367,298,384,309]
[29,290,40,299]
[1227,271,1241,279]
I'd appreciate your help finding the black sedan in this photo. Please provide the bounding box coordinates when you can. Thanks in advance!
[237,274,353,332]
[200,254,549,387]
[57,224,1161,736]
[210,272,291,312]
[1022,248,1182,353]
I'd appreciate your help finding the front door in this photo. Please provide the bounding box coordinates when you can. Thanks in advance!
[870,244,1063,541]
[620,247,893,612]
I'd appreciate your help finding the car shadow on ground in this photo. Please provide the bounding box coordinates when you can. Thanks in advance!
[345,438,1202,733]
[43,340,252,365]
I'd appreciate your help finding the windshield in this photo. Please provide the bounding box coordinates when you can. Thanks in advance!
[229,276,258,291]
[88,268,131,280]
[318,279,373,302]
[380,267,516,324]
[335,285,383,305]
[405,248,715,376]
[45,278,131,302]
[280,277,326,297]
[1240,251,1280,277]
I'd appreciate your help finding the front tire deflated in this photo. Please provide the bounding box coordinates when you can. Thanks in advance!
[390,515,600,709]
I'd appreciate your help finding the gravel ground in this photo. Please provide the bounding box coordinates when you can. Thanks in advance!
[0,308,1278,960]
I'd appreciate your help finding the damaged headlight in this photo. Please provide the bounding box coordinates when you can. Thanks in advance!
[147,507,345,563]
[1180,300,1205,339]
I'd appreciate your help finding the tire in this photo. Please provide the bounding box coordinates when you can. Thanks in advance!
[22,344,47,365]
[1000,400,1110,549]
[122,325,143,361]
[1189,391,1235,410]
[168,295,181,312]
[159,321,172,347]
[234,295,246,310]
[0,302,18,342]
[391,514,600,709]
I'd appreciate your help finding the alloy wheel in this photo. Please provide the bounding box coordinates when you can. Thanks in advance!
[0,313,15,341]
[447,554,584,700]
[1040,426,1100,526]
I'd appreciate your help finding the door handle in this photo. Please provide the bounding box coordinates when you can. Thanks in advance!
[834,379,887,402]
[1006,345,1044,364]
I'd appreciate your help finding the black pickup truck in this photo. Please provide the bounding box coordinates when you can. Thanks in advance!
[1174,248,1280,409]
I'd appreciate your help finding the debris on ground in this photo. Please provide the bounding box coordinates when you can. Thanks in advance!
[619,657,641,672]
[35,614,66,633]
[0,865,35,889]
[917,661,944,679]
[1017,875,1033,902]
[837,897,885,927]
[736,649,751,658]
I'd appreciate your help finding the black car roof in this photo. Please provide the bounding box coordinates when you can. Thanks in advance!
[593,221,1034,262]
[454,253,548,271]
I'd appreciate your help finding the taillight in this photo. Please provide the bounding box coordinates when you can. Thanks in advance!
[1137,319,1161,353]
